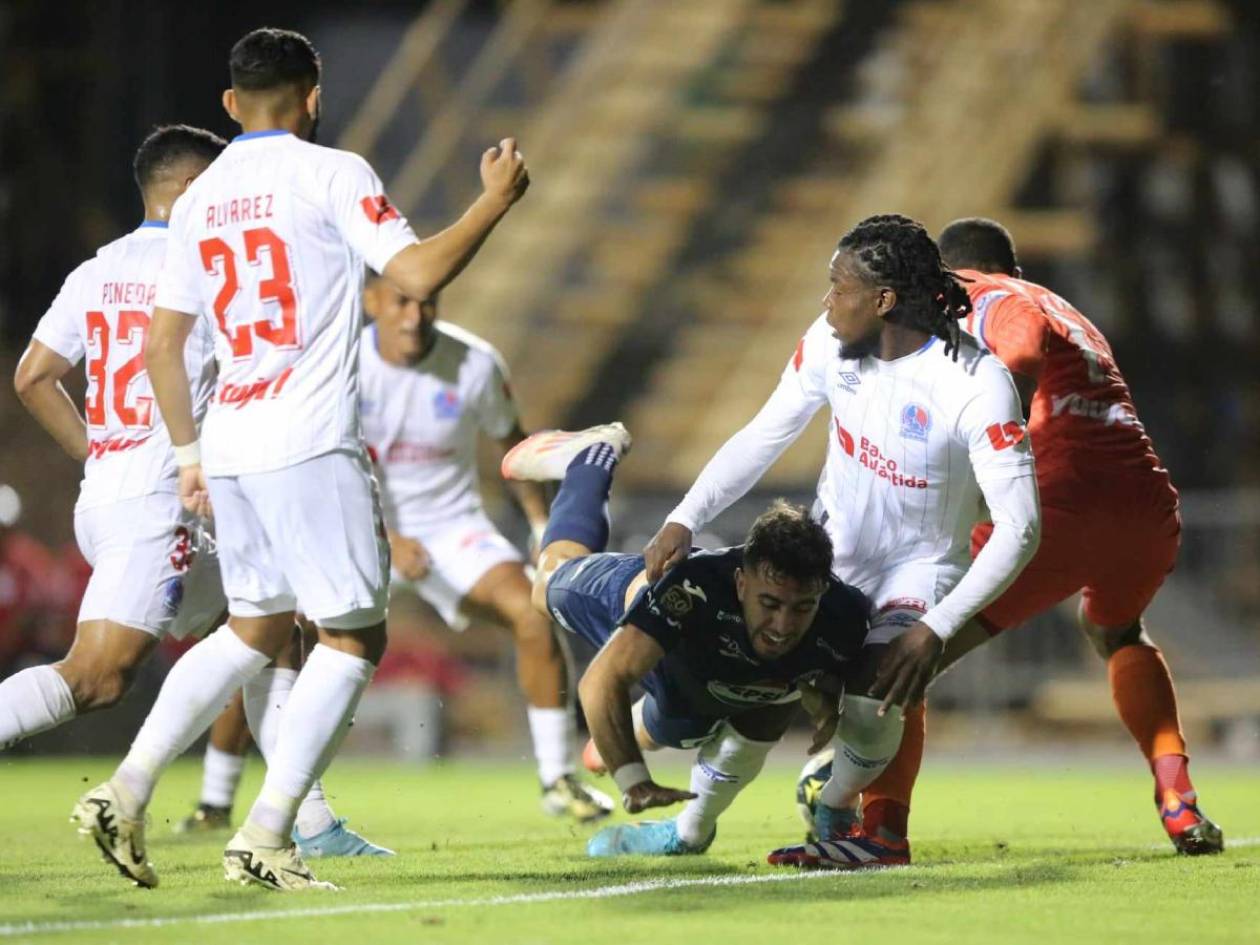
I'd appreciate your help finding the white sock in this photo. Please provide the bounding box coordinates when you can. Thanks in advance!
[200,744,246,809]
[818,694,905,810]
[243,644,374,846]
[527,705,575,785]
[675,722,776,847]
[242,665,338,838]
[112,626,270,817]
[0,665,76,749]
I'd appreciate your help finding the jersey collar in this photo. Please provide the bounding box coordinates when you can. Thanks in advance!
[233,129,293,142]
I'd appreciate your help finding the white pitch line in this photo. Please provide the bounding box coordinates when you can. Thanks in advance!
[5,839,1256,939]
[0,871,862,938]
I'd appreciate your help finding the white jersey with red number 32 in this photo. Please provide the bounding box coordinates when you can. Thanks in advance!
[154,130,418,477]
[33,223,218,511]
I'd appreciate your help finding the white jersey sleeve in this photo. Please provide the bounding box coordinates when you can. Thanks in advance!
[919,357,1040,639]
[472,348,518,440]
[667,316,831,532]
[153,201,205,317]
[32,264,90,363]
[326,155,418,275]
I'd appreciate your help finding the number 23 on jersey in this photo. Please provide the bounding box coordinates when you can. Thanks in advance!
[199,226,301,360]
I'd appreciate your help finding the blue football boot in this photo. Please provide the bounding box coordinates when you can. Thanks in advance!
[293,818,395,858]
[587,818,714,857]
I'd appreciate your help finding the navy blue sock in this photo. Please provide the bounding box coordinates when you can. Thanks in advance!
[541,444,619,552]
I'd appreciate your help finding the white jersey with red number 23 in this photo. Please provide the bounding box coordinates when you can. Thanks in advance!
[33,223,217,511]
[154,130,418,477]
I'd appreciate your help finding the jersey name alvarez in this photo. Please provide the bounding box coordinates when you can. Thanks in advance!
[154,130,417,477]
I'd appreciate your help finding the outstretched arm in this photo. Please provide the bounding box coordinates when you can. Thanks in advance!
[382,139,528,302]
[14,340,88,462]
[578,624,696,814]
[644,364,825,580]
[495,425,550,556]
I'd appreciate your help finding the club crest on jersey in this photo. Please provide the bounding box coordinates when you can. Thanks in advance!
[836,371,861,394]
[433,388,461,419]
[900,403,932,441]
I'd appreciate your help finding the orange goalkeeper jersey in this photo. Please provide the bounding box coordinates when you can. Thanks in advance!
[960,270,1168,488]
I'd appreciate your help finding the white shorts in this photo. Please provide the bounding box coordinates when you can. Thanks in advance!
[74,493,226,640]
[208,449,390,629]
[391,510,523,630]
[854,561,965,646]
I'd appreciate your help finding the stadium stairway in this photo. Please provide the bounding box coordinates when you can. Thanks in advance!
[617,0,1137,490]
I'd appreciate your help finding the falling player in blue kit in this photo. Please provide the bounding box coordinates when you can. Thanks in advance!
[502,424,873,856]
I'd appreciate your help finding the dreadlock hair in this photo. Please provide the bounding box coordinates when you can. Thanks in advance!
[743,500,833,590]
[838,213,973,360]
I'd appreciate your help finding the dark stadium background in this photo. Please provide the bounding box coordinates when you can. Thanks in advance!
[1,0,1257,757]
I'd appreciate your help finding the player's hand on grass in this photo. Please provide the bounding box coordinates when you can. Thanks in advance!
[643,522,691,582]
[481,137,529,207]
[870,621,943,718]
[389,531,431,581]
[798,681,840,753]
[178,464,213,520]
[621,780,697,814]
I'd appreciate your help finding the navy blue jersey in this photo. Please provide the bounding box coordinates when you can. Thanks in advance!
[624,547,870,716]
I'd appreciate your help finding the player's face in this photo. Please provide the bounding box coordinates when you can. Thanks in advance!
[823,250,885,358]
[736,564,825,660]
[370,284,438,361]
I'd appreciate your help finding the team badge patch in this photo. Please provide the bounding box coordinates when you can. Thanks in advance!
[659,585,695,618]
[900,403,932,441]
[433,388,461,419]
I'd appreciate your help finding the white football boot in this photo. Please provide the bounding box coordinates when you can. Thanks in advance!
[223,829,339,891]
[70,781,159,888]
[501,423,631,482]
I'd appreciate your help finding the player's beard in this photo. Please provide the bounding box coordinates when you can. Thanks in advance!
[837,329,880,360]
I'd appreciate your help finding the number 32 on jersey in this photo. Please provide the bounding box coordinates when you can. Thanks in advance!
[199,226,301,360]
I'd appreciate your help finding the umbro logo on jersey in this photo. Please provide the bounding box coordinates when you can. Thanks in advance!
[836,371,861,394]
[360,194,400,224]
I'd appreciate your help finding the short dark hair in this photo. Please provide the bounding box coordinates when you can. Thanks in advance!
[937,217,1018,275]
[229,28,320,93]
[838,213,973,360]
[132,124,226,192]
[743,500,833,588]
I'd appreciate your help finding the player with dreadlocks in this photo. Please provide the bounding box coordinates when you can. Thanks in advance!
[643,213,1042,869]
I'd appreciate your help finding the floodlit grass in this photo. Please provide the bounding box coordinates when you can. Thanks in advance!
[0,755,1255,944]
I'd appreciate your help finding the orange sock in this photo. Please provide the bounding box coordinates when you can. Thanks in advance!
[1107,643,1194,799]
[862,702,926,841]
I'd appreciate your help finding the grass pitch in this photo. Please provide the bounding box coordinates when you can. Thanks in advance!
[0,754,1256,944]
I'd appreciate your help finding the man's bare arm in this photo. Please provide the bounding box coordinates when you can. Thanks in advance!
[14,340,88,462]
[577,624,696,813]
[382,138,528,302]
[496,425,549,550]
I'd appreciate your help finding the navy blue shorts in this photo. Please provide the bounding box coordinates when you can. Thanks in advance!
[545,553,725,749]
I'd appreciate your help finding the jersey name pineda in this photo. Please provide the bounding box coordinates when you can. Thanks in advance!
[154,130,418,477]
[789,314,1031,586]
[33,224,217,511]
[359,322,517,533]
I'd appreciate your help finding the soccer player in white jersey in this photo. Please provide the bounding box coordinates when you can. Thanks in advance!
[361,281,612,818]
[77,28,528,892]
[1,127,227,769]
[180,282,614,825]
[644,214,1042,869]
